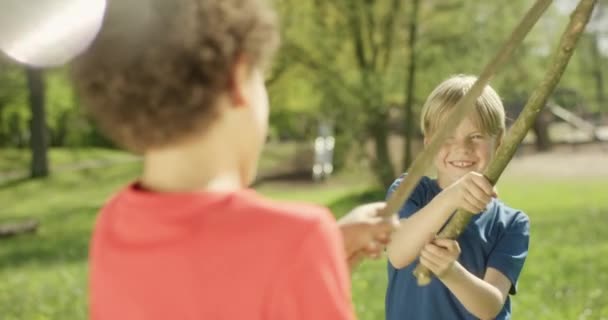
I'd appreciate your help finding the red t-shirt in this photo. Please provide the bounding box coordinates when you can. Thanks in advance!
[90,183,355,320]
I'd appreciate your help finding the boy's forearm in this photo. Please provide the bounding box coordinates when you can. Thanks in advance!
[387,193,455,268]
[439,263,504,320]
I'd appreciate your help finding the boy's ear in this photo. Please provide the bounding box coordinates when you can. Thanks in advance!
[228,54,250,108]
[495,131,505,150]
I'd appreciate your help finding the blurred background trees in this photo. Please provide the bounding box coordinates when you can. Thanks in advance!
[1,0,607,184]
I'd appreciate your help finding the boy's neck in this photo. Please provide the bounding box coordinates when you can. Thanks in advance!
[140,130,250,193]
[436,176,450,190]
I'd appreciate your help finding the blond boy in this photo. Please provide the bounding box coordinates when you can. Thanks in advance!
[385,75,530,320]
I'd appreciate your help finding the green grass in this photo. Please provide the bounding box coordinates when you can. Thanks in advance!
[0,148,135,176]
[0,153,607,319]
[0,162,140,320]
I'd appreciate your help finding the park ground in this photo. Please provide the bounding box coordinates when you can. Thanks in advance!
[0,143,607,319]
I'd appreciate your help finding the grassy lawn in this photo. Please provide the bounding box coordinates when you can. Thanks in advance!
[0,148,135,177]
[0,151,607,319]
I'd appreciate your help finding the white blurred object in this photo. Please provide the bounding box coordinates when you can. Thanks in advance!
[0,0,106,67]
[312,122,335,181]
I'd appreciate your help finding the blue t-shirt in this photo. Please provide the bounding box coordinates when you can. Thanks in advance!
[385,175,530,320]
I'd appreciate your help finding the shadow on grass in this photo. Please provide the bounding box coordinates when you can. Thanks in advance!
[0,230,91,270]
[251,170,314,187]
[0,176,31,191]
[0,162,138,195]
[0,206,99,270]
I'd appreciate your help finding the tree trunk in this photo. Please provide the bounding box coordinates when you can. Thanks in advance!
[26,67,49,178]
[412,0,597,285]
[532,110,552,151]
[403,0,420,171]
[370,112,396,188]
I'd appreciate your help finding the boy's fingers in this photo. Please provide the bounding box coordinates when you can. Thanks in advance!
[463,197,484,213]
[419,256,439,274]
[340,202,386,225]
[364,217,398,238]
[374,231,391,244]
[432,238,452,248]
[464,185,491,206]
[433,239,460,254]
[366,202,387,217]
[380,214,400,227]
[366,240,380,252]
[375,236,390,245]
[378,218,398,233]
[421,246,450,264]
[471,174,495,197]
[464,192,487,212]
[366,216,384,225]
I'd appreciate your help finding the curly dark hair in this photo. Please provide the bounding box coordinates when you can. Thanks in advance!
[71,0,279,153]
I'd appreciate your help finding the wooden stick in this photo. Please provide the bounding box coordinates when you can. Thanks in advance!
[413,0,598,286]
[378,0,552,220]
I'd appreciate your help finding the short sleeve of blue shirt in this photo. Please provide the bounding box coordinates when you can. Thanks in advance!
[386,174,438,219]
[487,213,530,294]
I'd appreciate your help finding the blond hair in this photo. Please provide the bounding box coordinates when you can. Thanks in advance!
[420,74,505,139]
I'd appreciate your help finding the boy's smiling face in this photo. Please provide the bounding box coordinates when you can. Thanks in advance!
[429,116,500,189]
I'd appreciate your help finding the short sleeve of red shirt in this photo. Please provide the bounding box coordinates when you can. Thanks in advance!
[264,211,355,320]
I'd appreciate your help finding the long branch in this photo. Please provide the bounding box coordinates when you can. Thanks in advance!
[412,0,598,286]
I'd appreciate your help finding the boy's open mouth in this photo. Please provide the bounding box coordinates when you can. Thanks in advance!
[448,160,475,169]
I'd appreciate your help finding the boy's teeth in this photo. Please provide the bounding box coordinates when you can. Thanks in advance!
[452,161,472,168]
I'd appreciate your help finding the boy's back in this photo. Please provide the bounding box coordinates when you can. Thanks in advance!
[91,184,353,319]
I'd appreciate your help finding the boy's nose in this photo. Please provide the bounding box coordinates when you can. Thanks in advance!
[452,140,473,153]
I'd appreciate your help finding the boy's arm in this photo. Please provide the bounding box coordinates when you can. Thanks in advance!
[439,263,511,320]
[425,214,530,319]
[265,213,355,320]
[420,239,510,319]
[387,172,495,269]
[386,192,456,268]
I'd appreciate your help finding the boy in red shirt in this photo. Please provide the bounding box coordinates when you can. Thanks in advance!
[72,0,397,319]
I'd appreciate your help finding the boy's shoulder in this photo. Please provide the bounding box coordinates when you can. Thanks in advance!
[388,173,435,190]
[387,174,440,202]
[100,184,337,244]
[236,190,337,231]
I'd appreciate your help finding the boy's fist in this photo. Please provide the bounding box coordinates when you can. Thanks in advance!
[443,172,497,214]
[419,238,461,278]
[337,202,399,270]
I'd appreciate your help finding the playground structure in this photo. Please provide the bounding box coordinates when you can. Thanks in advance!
[547,103,608,143]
